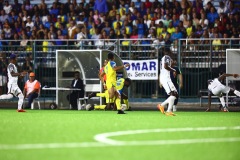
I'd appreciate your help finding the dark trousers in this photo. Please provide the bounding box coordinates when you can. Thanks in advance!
[27,93,39,108]
[67,93,79,109]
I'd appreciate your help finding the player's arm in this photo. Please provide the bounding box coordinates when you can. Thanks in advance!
[23,85,27,98]
[100,71,106,88]
[159,73,162,88]
[218,73,239,81]
[178,73,183,88]
[164,62,176,73]
[10,71,27,77]
[113,64,130,71]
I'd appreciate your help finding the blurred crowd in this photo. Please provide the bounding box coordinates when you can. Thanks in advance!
[0,0,239,50]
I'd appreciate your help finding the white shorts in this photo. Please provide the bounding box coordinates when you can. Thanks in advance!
[211,84,230,96]
[160,76,177,95]
[7,83,22,97]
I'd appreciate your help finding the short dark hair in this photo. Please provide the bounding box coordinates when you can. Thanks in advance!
[74,71,80,75]
[107,52,114,60]
[125,78,131,85]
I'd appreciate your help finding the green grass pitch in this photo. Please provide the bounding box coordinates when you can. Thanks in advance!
[0,109,240,160]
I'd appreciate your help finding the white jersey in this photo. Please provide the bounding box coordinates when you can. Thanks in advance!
[208,78,230,96]
[160,55,172,79]
[159,55,177,94]
[7,63,18,85]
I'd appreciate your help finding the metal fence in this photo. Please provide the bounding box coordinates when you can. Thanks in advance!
[0,38,240,100]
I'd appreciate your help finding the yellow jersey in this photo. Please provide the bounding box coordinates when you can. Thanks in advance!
[116,78,125,94]
[104,60,117,88]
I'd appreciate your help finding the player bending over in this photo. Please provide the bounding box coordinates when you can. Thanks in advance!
[115,78,131,114]
[206,73,240,112]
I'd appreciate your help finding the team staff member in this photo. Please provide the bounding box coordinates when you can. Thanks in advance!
[23,72,41,109]
[66,71,84,110]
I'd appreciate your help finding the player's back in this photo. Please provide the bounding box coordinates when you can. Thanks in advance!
[104,61,117,85]
[116,78,125,91]
[208,78,222,91]
[160,55,171,78]
[7,63,18,85]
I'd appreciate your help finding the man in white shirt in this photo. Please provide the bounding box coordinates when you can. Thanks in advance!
[0,54,27,112]
[158,52,178,116]
[3,1,12,14]
[25,16,34,30]
[207,73,240,112]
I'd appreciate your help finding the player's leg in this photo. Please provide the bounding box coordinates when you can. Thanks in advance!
[229,88,240,97]
[26,93,38,109]
[157,78,169,114]
[173,87,179,112]
[106,82,117,99]
[14,86,25,112]
[158,79,177,115]
[121,93,129,110]
[115,91,125,114]
[0,83,14,100]
[0,93,14,99]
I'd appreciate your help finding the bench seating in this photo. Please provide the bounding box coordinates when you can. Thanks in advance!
[77,84,101,110]
[198,89,236,107]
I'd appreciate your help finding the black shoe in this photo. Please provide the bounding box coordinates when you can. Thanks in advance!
[88,92,96,99]
[125,106,132,111]
[117,110,126,114]
[89,104,95,111]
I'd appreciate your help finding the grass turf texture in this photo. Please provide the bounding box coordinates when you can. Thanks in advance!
[0,109,240,160]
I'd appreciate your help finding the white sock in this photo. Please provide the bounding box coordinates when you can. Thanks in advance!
[173,105,177,112]
[0,94,13,100]
[219,97,226,107]
[234,90,240,97]
[18,93,24,110]
[161,98,170,107]
[167,96,176,112]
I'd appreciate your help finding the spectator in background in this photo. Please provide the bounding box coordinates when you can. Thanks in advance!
[94,0,108,14]
[199,12,209,30]
[26,16,34,30]
[134,0,142,9]
[3,0,12,14]
[207,6,219,28]
[68,20,77,45]
[22,54,33,73]
[23,72,41,109]
[217,1,227,15]
[0,10,9,24]
[0,52,7,95]
[12,0,22,14]
[171,26,183,41]
[66,71,84,110]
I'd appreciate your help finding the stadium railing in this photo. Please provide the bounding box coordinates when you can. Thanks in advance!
[0,38,240,101]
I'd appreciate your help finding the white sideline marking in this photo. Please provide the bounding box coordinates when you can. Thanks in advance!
[0,126,240,150]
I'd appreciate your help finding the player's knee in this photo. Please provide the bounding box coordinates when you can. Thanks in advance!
[18,93,24,100]
[170,91,178,98]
